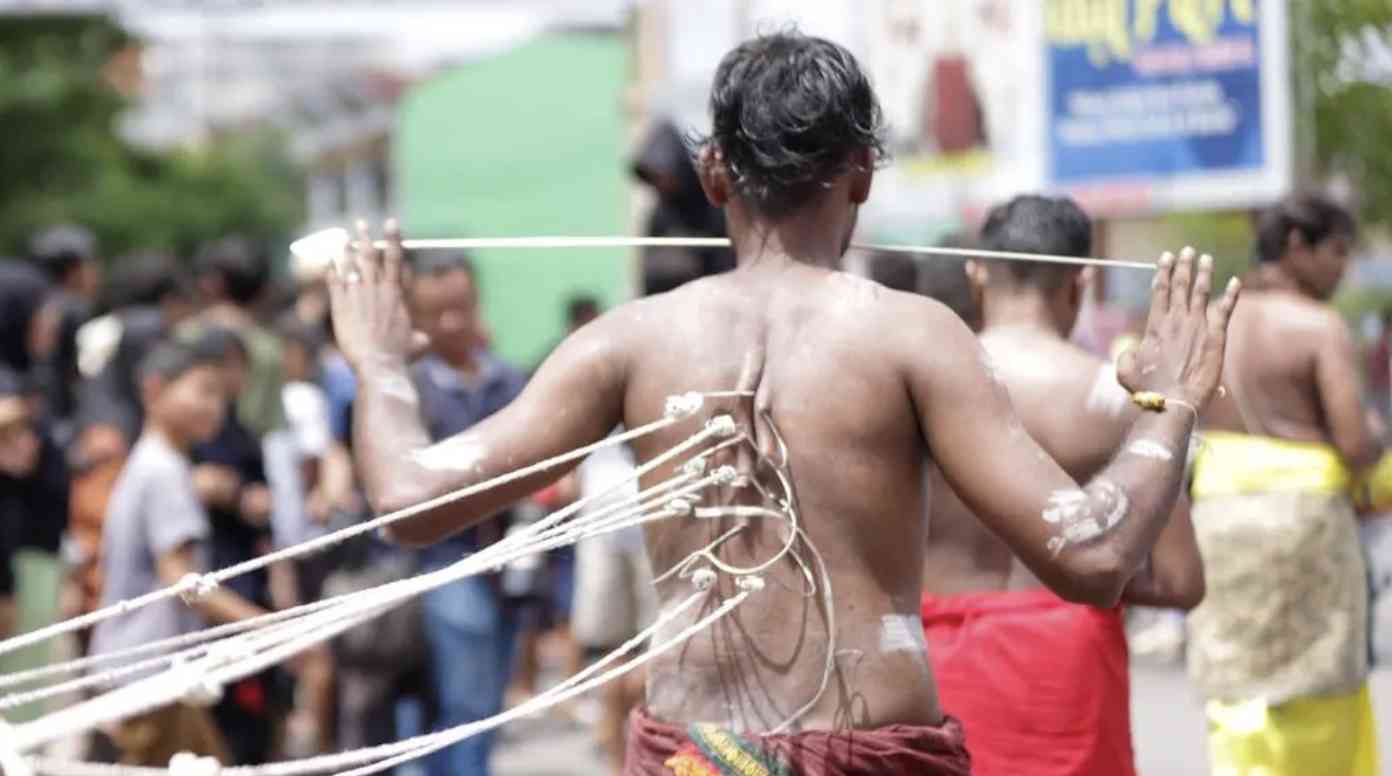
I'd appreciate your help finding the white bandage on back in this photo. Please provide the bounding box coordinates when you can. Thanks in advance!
[879,613,926,655]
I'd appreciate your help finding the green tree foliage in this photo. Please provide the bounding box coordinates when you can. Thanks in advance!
[0,14,303,260]
[1296,0,1392,228]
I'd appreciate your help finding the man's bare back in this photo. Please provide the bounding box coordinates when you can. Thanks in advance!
[924,325,1203,604]
[925,328,1130,593]
[326,33,1236,759]
[1206,288,1378,464]
[620,265,949,730]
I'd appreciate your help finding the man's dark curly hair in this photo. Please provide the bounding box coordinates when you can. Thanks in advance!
[979,195,1092,291]
[1255,192,1356,264]
[705,30,887,219]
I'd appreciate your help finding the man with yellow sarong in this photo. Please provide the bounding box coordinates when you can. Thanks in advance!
[1192,192,1381,775]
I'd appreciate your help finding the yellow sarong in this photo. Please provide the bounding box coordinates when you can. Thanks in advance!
[1207,683,1378,776]
[1189,433,1377,775]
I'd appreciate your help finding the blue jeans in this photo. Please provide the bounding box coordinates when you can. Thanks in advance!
[421,574,519,776]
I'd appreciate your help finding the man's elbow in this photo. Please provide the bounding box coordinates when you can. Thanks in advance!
[1172,582,1205,611]
[1170,568,1206,610]
[371,488,490,549]
[1048,546,1127,608]
[371,488,443,548]
[379,522,434,549]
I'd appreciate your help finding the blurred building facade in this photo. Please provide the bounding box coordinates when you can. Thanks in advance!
[2,0,628,233]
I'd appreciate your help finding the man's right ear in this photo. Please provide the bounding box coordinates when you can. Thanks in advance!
[697,144,731,208]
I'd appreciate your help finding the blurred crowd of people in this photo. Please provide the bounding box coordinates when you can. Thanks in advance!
[0,115,730,776]
[0,119,740,774]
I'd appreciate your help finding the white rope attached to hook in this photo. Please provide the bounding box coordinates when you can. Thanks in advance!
[0,403,709,660]
[3,389,836,772]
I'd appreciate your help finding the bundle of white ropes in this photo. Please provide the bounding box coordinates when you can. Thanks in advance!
[0,234,1156,776]
[0,391,825,776]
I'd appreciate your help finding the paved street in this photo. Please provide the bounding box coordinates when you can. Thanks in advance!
[492,665,1392,775]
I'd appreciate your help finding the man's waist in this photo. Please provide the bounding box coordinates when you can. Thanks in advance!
[1191,431,1352,499]
[920,587,1110,620]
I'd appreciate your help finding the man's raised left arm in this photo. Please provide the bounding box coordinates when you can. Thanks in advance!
[328,220,627,546]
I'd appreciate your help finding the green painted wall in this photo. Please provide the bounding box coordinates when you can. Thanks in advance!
[395,34,632,368]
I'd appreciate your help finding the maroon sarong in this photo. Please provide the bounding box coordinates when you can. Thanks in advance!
[623,705,972,775]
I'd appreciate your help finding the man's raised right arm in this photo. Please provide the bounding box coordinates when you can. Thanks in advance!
[904,248,1239,607]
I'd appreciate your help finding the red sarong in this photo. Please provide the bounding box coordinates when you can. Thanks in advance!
[623,706,971,775]
[921,590,1134,776]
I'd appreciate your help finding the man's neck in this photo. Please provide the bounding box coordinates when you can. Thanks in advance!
[728,196,851,270]
[1246,264,1314,299]
[733,225,846,269]
[982,292,1064,338]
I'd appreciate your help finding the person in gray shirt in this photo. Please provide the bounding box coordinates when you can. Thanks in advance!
[89,338,266,766]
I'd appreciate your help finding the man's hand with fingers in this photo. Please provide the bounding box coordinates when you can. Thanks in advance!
[327,219,420,374]
[1118,246,1242,412]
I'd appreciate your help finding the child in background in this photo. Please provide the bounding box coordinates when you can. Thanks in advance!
[89,338,267,766]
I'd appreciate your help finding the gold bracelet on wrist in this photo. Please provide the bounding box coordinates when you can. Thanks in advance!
[1131,391,1198,420]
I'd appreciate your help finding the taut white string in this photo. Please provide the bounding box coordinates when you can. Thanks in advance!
[352,235,1156,271]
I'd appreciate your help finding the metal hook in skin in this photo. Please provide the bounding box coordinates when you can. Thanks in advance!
[759,407,791,472]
